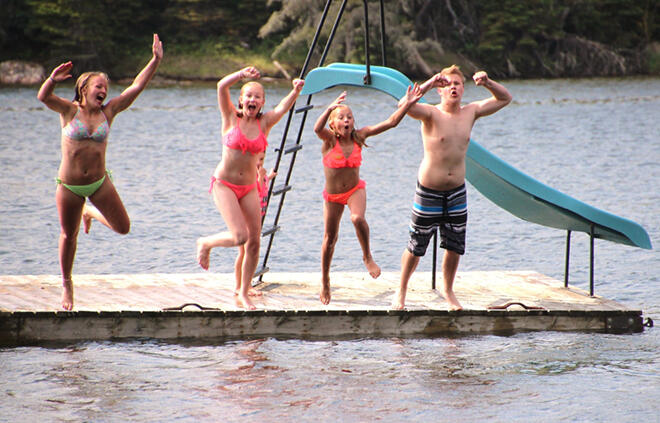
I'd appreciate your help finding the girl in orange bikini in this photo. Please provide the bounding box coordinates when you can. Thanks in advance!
[37,34,163,311]
[196,66,304,310]
[313,85,422,305]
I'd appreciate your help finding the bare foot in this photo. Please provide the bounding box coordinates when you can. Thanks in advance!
[62,279,74,310]
[82,206,93,234]
[442,289,463,311]
[320,282,331,305]
[196,238,210,270]
[234,288,263,297]
[391,289,406,310]
[236,293,257,310]
[363,257,381,279]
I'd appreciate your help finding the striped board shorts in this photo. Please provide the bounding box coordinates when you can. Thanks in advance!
[407,182,467,256]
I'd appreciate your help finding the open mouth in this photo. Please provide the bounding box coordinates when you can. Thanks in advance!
[247,104,257,112]
[96,94,105,102]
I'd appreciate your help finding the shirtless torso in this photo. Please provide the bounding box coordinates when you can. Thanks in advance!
[417,104,476,191]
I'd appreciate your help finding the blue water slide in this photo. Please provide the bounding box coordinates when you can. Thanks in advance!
[301,63,431,104]
[301,63,652,250]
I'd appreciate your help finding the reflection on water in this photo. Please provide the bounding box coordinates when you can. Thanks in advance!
[2,333,658,421]
[1,78,659,421]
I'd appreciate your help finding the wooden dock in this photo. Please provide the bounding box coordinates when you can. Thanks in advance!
[0,271,644,345]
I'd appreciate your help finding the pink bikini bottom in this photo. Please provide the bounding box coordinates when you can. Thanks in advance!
[209,176,257,200]
[323,180,366,205]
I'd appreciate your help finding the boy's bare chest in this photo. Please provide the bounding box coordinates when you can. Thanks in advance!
[425,109,474,140]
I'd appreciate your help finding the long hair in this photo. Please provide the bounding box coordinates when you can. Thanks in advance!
[328,105,368,148]
[73,71,109,103]
[236,81,264,118]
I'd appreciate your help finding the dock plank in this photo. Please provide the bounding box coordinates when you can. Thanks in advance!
[0,271,644,344]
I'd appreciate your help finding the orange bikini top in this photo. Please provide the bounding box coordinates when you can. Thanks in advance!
[223,118,268,154]
[323,141,362,169]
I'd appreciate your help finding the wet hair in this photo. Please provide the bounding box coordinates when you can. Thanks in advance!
[328,105,368,148]
[236,81,264,118]
[440,64,465,83]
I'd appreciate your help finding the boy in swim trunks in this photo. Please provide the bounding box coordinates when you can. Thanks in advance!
[314,85,423,305]
[392,65,512,310]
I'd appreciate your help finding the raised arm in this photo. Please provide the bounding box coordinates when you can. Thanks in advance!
[37,61,76,116]
[471,71,512,118]
[261,78,305,132]
[313,91,346,146]
[217,66,259,131]
[400,73,448,121]
[358,83,423,139]
[105,34,163,120]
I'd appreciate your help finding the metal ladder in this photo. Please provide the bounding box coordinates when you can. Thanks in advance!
[254,0,389,282]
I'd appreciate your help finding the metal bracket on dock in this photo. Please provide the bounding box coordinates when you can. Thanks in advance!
[163,303,221,311]
[487,302,546,311]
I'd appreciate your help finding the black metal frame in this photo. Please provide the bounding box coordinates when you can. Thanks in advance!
[432,227,598,296]
[561,226,596,296]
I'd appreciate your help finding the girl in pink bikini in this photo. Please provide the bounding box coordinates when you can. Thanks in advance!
[313,85,422,305]
[196,66,303,310]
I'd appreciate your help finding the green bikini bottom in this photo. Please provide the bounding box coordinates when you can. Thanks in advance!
[55,171,111,198]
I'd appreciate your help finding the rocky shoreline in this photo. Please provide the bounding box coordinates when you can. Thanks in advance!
[0,61,46,85]
[3,54,659,87]
[0,60,289,87]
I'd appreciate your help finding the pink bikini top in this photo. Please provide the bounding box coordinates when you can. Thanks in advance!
[323,141,362,169]
[223,118,268,154]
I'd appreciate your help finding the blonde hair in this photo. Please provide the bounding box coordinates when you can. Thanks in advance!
[73,72,109,103]
[440,64,465,83]
[237,81,264,118]
[328,105,367,148]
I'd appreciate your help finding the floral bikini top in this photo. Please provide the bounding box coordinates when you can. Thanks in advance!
[323,141,362,168]
[62,110,110,143]
[223,118,268,154]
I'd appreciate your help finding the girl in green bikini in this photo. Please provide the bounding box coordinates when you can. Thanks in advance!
[37,34,163,310]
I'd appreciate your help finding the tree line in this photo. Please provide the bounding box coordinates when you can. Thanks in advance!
[1,0,657,79]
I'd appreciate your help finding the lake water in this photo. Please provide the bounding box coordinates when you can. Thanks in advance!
[1,77,659,421]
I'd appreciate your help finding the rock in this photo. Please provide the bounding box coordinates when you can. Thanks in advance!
[0,60,46,85]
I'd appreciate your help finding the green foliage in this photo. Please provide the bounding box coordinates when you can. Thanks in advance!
[474,0,565,76]
[0,0,658,78]
[0,0,36,59]
[562,0,650,48]
[11,0,165,76]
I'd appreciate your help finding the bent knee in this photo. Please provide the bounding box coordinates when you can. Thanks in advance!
[60,229,79,242]
[324,232,338,246]
[244,239,260,254]
[233,231,249,246]
[350,214,366,226]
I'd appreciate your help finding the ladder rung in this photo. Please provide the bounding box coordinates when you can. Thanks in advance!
[272,184,292,195]
[261,225,280,237]
[285,144,303,154]
[253,266,269,279]
[295,104,314,113]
